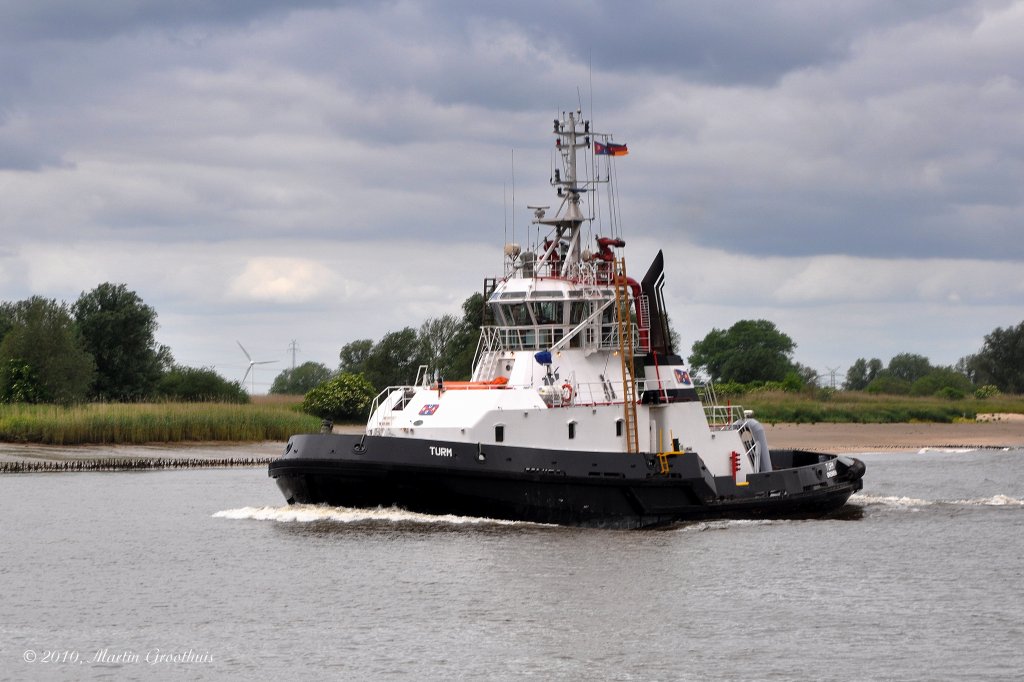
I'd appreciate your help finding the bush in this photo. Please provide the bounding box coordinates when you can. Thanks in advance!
[302,372,376,422]
[711,381,749,397]
[866,375,912,395]
[936,386,965,400]
[781,371,805,392]
[156,366,249,403]
[910,368,973,398]
[975,384,1001,399]
[0,359,43,403]
[270,362,334,395]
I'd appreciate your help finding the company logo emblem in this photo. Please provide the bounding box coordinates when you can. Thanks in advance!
[419,404,439,416]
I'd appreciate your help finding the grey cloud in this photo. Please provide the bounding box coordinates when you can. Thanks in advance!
[420,0,975,87]
[0,0,352,42]
[3,1,1024,262]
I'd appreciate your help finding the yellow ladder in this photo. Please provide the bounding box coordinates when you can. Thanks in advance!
[613,258,640,453]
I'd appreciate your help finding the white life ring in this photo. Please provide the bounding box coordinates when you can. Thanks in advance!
[561,382,574,403]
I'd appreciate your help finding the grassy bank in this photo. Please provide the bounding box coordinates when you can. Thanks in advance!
[0,399,322,445]
[2,391,1022,445]
[739,390,1024,424]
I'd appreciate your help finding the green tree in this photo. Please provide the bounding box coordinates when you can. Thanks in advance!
[412,293,490,382]
[362,327,425,389]
[910,367,973,397]
[966,321,1024,393]
[0,304,14,346]
[844,357,883,390]
[302,372,376,422]
[461,291,485,327]
[156,366,249,403]
[0,297,95,404]
[688,319,796,384]
[334,293,487,387]
[419,314,462,376]
[432,292,486,381]
[270,362,334,395]
[792,363,818,388]
[865,375,911,395]
[0,359,43,403]
[73,283,167,400]
[886,353,933,383]
[338,339,374,375]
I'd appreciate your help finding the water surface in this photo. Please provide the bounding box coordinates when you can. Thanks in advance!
[1,448,1021,680]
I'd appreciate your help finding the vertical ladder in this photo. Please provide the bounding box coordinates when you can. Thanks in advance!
[481,278,497,325]
[636,293,651,353]
[613,258,640,453]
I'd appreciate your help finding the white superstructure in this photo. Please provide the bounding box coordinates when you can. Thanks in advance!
[365,110,764,482]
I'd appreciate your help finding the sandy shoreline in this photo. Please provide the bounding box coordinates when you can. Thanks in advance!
[0,441,284,467]
[764,421,1023,452]
[0,421,1020,469]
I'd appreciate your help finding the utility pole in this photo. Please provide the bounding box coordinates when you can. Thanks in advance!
[825,366,840,389]
[287,340,300,370]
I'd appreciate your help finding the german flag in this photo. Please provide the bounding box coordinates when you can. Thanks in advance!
[594,141,629,156]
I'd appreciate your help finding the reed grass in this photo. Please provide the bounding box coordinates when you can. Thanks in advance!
[741,390,1024,424]
[2,391,1021,444]
[0,401,322,445]
[251,394,306,408]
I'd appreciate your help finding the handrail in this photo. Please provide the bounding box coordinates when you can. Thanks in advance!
[505,257,618,283]
[549,298,614,352]
[476,322,641,354]
[703,404,746,430]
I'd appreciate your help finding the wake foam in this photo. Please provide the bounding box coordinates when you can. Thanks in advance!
[853,493,1024,508]
[853,494,934,507]
[213,504,525,526]
[673,518,784,532]
[950,494,1024,507]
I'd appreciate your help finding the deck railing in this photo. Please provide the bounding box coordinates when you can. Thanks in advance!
[364,377,753,438]
[475,323,640,355]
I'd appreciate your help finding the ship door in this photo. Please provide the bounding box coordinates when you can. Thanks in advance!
[739,426,756,466]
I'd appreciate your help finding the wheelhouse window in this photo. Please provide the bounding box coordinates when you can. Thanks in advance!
[505,303,531,326]
[531,301,562,325]
[569,301,588,325]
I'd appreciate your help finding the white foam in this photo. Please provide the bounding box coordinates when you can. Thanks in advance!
[853,493,933,507]
[853,493,1024,508]
[674,518,783,532]
[950,494,1024,507]
[213,504,524,526]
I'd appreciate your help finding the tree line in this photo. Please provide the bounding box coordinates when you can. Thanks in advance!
[688,318,1024,398]
[0,284,246,404]
[290,305,1023,425]
[3,281,1020,412]
[270,293,484,396]
[273,294,484,422]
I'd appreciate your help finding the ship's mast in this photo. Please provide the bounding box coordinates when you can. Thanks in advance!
[535,110,592,276]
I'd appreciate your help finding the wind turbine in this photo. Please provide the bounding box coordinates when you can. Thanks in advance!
[237,341,277,394]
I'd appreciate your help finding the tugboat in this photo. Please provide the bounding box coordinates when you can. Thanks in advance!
[269,109,865,529]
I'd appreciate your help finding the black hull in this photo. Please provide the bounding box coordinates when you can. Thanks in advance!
[268,435,865,529]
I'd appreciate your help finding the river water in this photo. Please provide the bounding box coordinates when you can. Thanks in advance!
[1,448,1022,681]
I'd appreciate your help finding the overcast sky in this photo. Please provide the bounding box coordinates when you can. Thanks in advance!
[2,0,1022,391]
